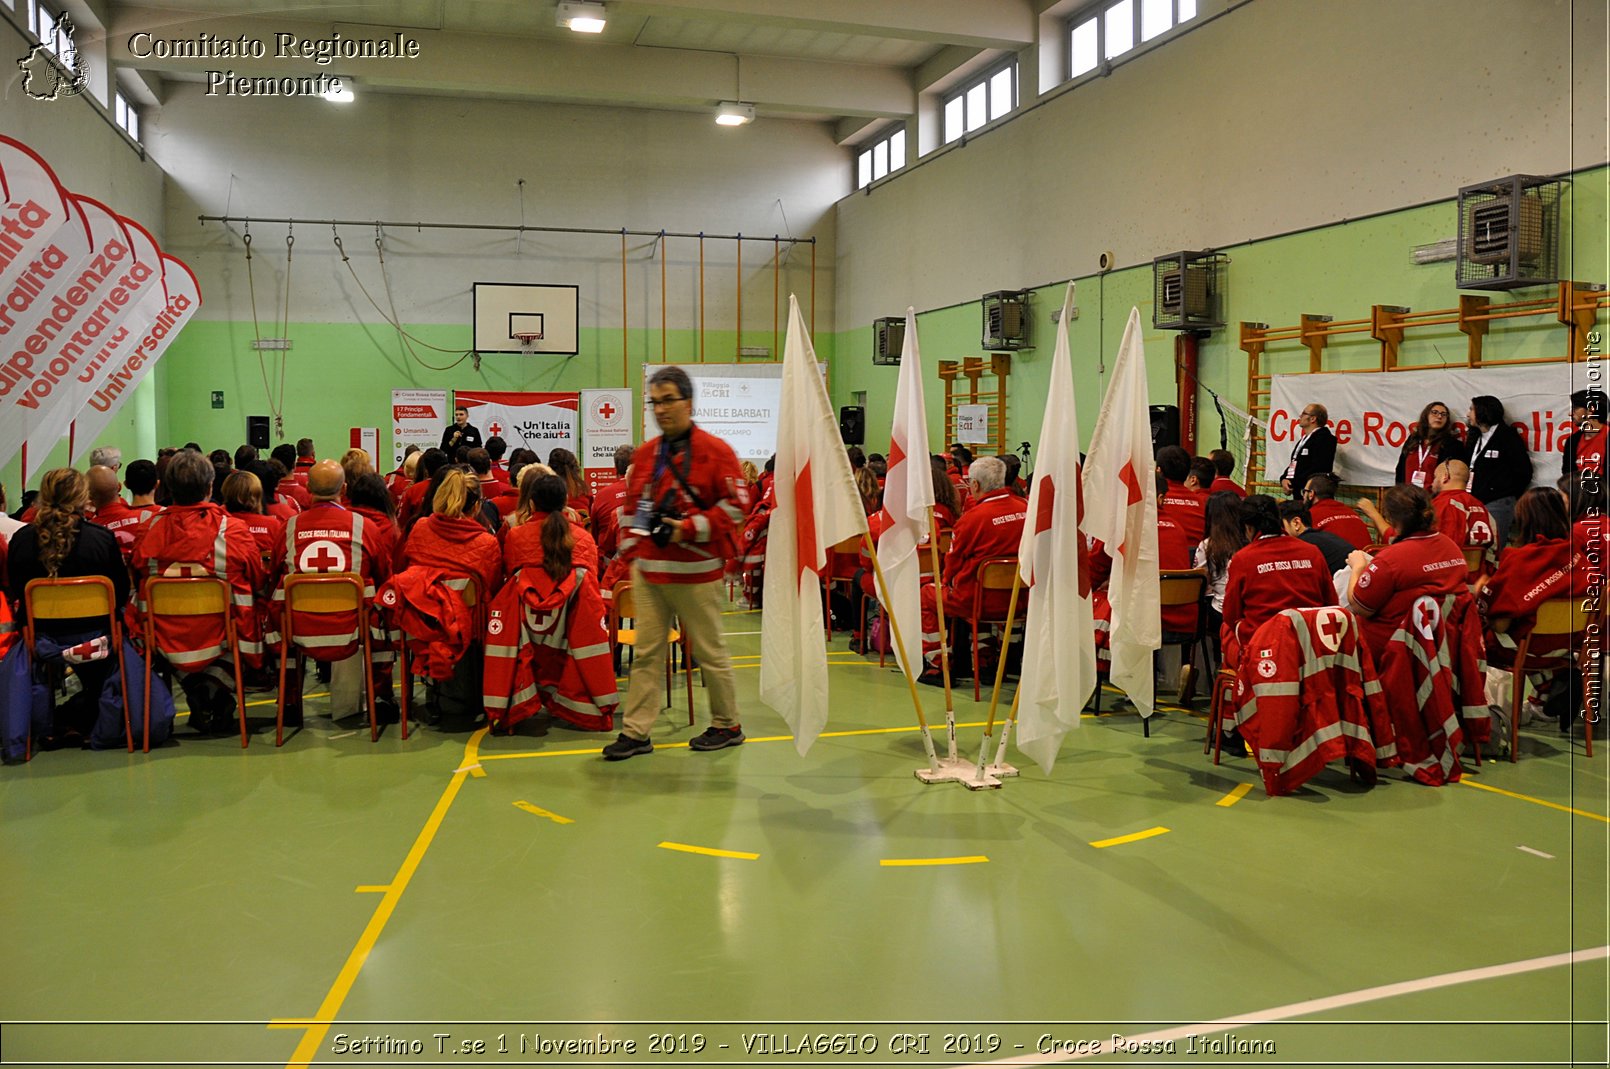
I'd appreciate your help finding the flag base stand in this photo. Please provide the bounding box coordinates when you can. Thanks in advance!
[915,756,1002,790]
[986,760,1020,779]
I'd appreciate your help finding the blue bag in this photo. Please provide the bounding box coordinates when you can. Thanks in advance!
[0,641,52,762]
[91,640,175,750]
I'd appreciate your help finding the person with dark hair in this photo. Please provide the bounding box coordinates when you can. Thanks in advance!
[465,447,507,501]
[506,473,599,578]
[208,449,233,504]
[868,452,888,483]
[1208,449,1246,498]
[590,443,636,560]
[484,435,509,481]
[1157,444,1207,543]
[347,473,401,574]
[1343,485,1468,659]
[130,451,266,735]
[1278,500,1353,574]
[385,445,422,501]
[547,448,592,527]
[1219,493,1334,668]
[234,444,259,471]
[928,456,962,529]
[1563,388,1609,477]
[248,460,297,523]
[1395,401,1462,490]
[1477,486,1582,732]
[605,364,749,759]
[440,405,482,454]
[1458,395,1531,549]
[998,453,1026,496]
[1301,472,1371,550]
[124,459,160,511]
[1279,402,1337,498]
[6,468,129,743]
[845,445,867,473]
[270,444,312,509]
[1195,492,1250,658]
[292,438,317,485]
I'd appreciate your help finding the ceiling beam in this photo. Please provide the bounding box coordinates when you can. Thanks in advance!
[620,0,1035,49]
[107,6,915,118]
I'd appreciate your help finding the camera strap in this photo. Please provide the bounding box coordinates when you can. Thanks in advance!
[654,433,705,511]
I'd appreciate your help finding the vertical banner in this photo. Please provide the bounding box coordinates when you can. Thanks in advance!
[0,136,85,303]
[349,427,379,464]
[391,389,446,468]
[580,388,632,494]
[454,390,578,462]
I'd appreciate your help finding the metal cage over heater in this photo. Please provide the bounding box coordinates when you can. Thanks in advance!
[1152,250,1226,330]
[872,316,905,365]
[981,290,1032,351]
[1456,174,1564,291]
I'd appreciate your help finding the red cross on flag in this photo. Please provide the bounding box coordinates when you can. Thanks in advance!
[875,306,934,680]
[1082,308,1161,721]
[760,295,868,756]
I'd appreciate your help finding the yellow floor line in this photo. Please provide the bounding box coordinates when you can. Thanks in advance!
[352,885,389,894]
[241,691,328,710]
[1460,779,1610,823]
[720,609,761,616]
[278,728,488,1069]
[1216,783,1255,807]
[513,800,573,824]
[459,729,488,778]
[658,841,759,860]
[880,855,989,867]
[1090,826,1171,849]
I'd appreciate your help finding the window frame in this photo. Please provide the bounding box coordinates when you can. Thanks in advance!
[1067,0,1198,82]
[941,57,1018,145]
[854,123,908,190]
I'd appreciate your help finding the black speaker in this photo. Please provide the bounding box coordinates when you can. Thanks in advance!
[839,405,865,445]
[1149,404,1180,452]
[246,415,271,450]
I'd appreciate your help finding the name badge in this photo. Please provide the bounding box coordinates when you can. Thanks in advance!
[1485,449,1498,458]
[1410,471,1428,488]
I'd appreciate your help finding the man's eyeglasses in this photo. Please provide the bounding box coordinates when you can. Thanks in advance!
[650,396,688,408]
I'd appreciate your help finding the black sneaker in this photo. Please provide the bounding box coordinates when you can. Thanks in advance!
[917,666,945,687]
[688,725,745,751]
[602,732,653,760]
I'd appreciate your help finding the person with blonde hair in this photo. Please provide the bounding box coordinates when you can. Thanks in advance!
[399,468,503,597]
[340,448,374,489]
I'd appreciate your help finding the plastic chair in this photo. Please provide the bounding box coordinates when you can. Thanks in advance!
[1159,569,1209,702]
[23,577,130,758]
[609,581,694,724]
[277,573,377,745]
[1503,596,1595,762]
[141,576,247,751]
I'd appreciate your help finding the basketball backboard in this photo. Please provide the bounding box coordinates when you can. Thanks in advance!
[472,282,580,355]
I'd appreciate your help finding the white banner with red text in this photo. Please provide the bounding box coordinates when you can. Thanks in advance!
[1264,362,1603,487]
[390,389,447,468]
[455,390,578,462]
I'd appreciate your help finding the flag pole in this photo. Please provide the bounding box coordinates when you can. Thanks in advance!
[993,685,1023,770]
[861,529,940,772]
[977,567,1024,781]
[928,506,957,761]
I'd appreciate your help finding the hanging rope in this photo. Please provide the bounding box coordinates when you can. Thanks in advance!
[332,225,475,372]
[244,224,288,437]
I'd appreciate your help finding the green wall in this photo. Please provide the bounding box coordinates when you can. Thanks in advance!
[827,165,1610,476]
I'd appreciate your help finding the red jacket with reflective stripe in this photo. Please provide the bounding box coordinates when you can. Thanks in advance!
[483,566,618,732]
[270,502,394,659]
[400,514,503,599]
[130,503,266,670]
[1375,592,1487,785]
[376,567,474,681]
[620,426,748,584]
[941,488,1026,616]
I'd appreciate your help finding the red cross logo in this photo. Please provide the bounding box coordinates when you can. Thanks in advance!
[1314,607,1348,652]
[162,561,207,578]
[488,421,503,437]
[1412,595,1440,641]
[298,539,348,573]
[599,402,616,420]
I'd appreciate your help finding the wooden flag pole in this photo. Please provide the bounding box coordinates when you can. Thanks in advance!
[928,506,957,760]
[861,529,940,772]
[993,686,1024,770]
[977,566,1024,780]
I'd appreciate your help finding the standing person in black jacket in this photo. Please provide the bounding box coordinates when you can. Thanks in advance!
[1460,394,1532,549]
[1279,402,1338,498]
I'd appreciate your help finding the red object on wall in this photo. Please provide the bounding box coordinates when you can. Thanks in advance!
[1175,333,1199,456]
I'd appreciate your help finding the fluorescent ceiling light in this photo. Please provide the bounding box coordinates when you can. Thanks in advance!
[323,78,355,103]
[715,101,755,126]
[557,1,607,33]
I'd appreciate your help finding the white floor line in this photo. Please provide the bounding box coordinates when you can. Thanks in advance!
[1518,845,1557,859]
[958,946,1610,1068]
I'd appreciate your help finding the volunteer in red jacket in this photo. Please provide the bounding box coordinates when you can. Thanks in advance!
[1360,459,1494,553]
[1562,388,1609,477]
[1207,449,1247,498]
[399,469,503,598]
[1344,485,1469,661]
[85,464,156,564]
[221,470,284,564]
[1302,472,1372,550]
[917,455,1027,684]
[590,444,634,560]
[1156,445,1207,543]
[130,450,265,735]
[603,366,750,760]
[506,473,599,577]
[1219,494,1334,669]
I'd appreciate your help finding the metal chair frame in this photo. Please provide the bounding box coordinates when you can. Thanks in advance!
[22,577,130,758]
[141,576,247,750]
[277,573,378,745]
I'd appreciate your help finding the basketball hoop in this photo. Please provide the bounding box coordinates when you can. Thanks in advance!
[514,331,543,349]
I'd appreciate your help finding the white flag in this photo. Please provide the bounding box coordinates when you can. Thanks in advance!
[1015,283,1097,772]
[760,295,868,755]
[1082,308,1161,720]
[875,307,934,679]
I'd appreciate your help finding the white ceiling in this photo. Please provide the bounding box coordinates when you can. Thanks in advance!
[102,0,1039,141]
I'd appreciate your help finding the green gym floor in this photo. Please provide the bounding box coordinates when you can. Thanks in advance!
[3,602,1607,1069]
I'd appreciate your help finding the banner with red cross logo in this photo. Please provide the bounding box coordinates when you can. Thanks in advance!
[454,390,579,463]
[580,388,633,494]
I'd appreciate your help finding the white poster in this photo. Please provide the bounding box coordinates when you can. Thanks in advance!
[349,427,379,466]
[455,389,578,462]
[956,404,989,444]
[580,388,632,493]
[391,388,446,467]
[1264,362,1600,487]
[641,362,823,462]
